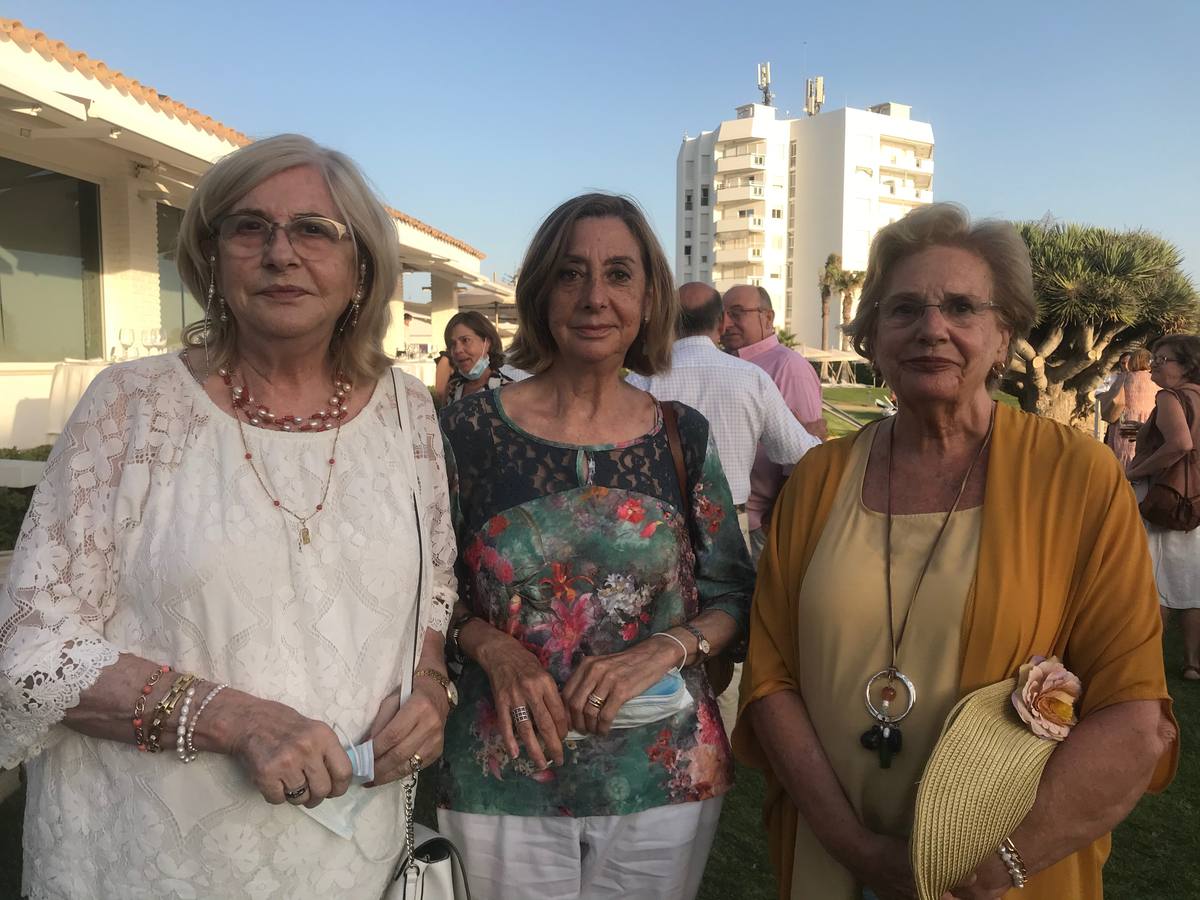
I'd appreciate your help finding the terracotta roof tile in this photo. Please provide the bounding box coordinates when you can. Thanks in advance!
[385,205,485,260]
[0,18,485,261]
[0,18,251,146]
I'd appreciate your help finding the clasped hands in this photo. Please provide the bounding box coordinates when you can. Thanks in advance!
[854,835,1012,900]
[477,633,679,771]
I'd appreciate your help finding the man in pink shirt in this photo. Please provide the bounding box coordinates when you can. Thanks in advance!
[722,285,827,560]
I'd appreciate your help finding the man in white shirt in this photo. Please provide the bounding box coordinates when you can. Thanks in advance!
[629,282,819,730]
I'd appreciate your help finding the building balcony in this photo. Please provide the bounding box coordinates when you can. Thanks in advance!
[716,216,765,234]
[715,246,764,265]
[716,153,766,175]
[716,184,765,204]
[880,155,934,176]
[880,183,933,203]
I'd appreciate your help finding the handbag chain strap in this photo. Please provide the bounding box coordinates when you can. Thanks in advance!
[391,370,426,875]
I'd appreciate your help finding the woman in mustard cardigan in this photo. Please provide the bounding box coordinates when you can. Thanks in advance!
[733,203,1178,900]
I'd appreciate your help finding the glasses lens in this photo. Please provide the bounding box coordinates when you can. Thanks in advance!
[881,300,922,325]
[287,217,344,259]
[218,214,270,256]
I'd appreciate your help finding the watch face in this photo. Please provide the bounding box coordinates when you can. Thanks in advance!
[698,637,712,655]
[447,682,459,708]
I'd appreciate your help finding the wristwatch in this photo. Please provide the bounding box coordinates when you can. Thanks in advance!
[448,613,477,666]
[414,668,458,709]
[680,622,711,661]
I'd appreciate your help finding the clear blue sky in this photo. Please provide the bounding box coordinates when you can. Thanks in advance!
[10,0,1199,294]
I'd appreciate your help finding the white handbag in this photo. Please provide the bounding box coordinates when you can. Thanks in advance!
[383,370,472,900]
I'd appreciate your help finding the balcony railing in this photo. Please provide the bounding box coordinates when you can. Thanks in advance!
[716,154,766,174]
[715,216,765,234]
[716,184,765,204]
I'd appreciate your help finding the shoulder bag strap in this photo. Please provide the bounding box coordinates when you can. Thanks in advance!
[660,401,691,531]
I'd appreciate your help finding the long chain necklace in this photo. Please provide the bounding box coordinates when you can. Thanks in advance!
[860,405,995,769]
[226,367,347,549]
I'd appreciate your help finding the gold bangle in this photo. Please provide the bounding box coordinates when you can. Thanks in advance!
[146,673,196,753]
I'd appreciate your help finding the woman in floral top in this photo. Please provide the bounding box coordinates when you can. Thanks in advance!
[438,193,755,899]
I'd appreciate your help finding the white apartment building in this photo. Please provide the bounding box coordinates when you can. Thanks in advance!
[677,100,934,349]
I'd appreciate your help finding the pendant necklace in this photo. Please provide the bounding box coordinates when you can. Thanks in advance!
[230,370,347,550]
[860,405,995,769]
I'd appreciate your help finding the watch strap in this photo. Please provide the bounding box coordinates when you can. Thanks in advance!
[680,622,709,658]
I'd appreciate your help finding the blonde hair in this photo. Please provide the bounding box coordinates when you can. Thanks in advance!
[506,193,676,376]
[846,203,1036,387]
[178,134,400,382]
[1129,348,1153,372]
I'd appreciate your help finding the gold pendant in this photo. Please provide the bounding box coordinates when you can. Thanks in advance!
[299,525,311,547]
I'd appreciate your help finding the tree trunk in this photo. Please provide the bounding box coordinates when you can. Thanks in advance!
[840,289,855,351]
[820,292,829,350]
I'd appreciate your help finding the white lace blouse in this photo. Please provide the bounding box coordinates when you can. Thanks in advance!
[0,354,456,900]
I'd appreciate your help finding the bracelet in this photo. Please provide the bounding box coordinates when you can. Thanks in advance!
[998,836,1028,889]
[174,684,197,763]
[133,664,171,751]
[650,632,688,672]
[146,673,196,754]
[449,614,477,666]
[180,683,227,764]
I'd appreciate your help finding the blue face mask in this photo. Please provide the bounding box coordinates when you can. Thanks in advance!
[464,354,490,380]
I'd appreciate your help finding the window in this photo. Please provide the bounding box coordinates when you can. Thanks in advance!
[701,255,708,263]
[685,160,695,179]
[700,186,709,206]
[771,208,783,219]
[700,219,709,234]
[700,269,710,282]
[684,244,692,257]
[684,190,693,211]
[684,230,691,238]
[158,204,204,346]
[0,156,102,362]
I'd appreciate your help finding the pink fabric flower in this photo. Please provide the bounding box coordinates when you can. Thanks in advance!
[1011,655,1082,742]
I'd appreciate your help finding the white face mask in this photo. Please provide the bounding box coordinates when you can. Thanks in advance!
[300,727,378,840]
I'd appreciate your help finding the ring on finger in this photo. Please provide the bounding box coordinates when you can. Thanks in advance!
[408,753,422,775]
[586,693,606,710]
[283,781,309,802]
[511,705,531,724]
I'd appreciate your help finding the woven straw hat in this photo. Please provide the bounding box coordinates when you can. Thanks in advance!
[910,678,1058,900]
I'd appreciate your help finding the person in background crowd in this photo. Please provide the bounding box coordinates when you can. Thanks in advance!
[1100,348,1155,470]
[439,193,754,899]
[1128,334,1200,682]
[444,310,513,405]
[629,280,818,733]
[721,285,827,561]
[0,133,456,899]
[736,202,1176,900]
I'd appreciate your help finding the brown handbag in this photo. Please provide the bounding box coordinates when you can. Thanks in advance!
[660,402,735,695]
[1138,387,1200,531]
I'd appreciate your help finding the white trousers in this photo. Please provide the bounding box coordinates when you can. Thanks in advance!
[437,796,723,900]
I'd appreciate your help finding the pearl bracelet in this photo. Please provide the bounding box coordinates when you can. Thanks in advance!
[174,685,197,762]
[650,632,688,672]
[179,683,228,764]
[998,836,1028,889]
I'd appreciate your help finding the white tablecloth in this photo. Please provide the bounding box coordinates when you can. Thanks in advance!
[46,360,110,437]
[395,359,437,387]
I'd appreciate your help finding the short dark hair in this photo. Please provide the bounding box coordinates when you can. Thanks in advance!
[1151,334,1200,385]
[677,286,724,337]
[444,310,506,371]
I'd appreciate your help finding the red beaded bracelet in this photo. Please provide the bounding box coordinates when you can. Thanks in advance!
[133,664,171,751]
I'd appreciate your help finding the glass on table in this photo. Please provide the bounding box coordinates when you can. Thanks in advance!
[1118,420,1142,439]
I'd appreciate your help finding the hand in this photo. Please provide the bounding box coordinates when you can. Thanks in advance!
[365,676,449,787]
[945,854,1012,899]
[561,638,679,736]
[847,833,919,900]
[219,692,352,810]
[475,629,568,770]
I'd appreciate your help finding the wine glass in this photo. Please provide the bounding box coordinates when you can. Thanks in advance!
[117,328,135,360]
[141,328,166,355]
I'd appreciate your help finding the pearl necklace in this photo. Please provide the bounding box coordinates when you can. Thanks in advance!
[219,367,352,431]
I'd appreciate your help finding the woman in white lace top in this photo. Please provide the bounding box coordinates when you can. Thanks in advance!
[0,134,457,899]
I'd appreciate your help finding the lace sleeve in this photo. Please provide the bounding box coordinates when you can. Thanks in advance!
[402,375,456,636]
[0,370,128,769]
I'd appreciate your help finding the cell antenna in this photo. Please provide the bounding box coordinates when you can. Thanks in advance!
[757,62,774,106]
[805,76,825,117]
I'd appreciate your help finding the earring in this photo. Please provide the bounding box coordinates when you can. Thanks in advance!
[347,261,366,329]
[207,255,228,323]
[991,361,1007,378]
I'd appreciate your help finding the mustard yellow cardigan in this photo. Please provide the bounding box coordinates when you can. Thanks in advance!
[733,403,1179,899]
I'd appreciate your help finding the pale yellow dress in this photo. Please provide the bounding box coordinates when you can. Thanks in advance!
[789,433,982,899]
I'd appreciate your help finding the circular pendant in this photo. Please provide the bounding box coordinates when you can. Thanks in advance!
[864,668,916,724]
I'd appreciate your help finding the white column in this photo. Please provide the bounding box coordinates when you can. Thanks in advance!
[429,274,458,354]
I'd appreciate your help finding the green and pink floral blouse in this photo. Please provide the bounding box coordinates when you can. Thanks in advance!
[437,389,755,818]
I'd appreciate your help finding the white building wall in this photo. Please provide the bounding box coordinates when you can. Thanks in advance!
[675,130,716,285]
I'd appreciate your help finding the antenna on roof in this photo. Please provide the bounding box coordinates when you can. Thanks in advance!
[757,63,774,106]
[805,76,825,116]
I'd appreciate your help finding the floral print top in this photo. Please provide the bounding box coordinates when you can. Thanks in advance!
[438,389,755,817]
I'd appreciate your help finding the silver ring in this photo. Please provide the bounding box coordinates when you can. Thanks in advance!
[283,781,309,801]
[864,668,916,724]
[510,705,531,724]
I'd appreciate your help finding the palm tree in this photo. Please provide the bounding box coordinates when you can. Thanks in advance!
[835,266,866,350]
[818,253,841,350]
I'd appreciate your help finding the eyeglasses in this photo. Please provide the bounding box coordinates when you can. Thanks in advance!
[1152,355,1180,366]
[216,213,351,260]
[724,306,767,322]
[877,297,998,328]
